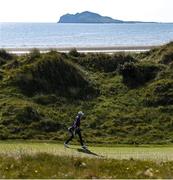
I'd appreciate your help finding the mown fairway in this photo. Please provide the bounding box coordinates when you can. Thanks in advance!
[0,141,173,161]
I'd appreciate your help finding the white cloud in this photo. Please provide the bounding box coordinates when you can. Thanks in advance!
[0,0,172,22]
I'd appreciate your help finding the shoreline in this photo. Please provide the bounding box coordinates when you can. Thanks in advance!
[3,45,158,54]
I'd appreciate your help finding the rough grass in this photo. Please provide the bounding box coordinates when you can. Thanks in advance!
[11,53,98,98]
[0,150,173,178]
[0,43,173,144]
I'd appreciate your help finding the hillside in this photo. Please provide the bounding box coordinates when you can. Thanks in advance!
[0,43,173,144]
[58,11,123,23]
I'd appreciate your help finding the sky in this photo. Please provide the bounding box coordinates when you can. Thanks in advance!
[0,0,173,23]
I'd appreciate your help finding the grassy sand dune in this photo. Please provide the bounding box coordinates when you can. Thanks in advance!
[0,44,173,143]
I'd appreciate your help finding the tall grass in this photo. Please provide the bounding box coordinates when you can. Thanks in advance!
[0,152,173,178]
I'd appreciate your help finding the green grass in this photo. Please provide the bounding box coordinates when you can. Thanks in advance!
[0,142,173,178]
[0,141,173,162]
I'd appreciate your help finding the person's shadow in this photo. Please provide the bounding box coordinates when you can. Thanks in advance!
[77,148,103,157]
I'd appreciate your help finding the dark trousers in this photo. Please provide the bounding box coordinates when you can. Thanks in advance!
[65,127,84,146]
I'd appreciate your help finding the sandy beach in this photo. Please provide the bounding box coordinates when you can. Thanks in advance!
[4,45,158,54]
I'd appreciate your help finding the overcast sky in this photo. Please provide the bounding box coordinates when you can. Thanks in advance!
[0,0,173,22]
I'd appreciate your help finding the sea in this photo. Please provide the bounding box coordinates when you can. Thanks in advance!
[0,23,173,48]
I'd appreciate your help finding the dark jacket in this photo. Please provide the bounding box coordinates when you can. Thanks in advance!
[72,115,81,129]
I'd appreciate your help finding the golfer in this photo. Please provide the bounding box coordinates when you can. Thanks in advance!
[64,111,87,149]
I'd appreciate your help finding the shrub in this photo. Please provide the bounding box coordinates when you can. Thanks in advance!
[77,53,136,72]
[0,49,13,60]
[69,48,80,57]
[119,62,161,87]
[29,48,41,60]
[0,70,3,80]
[33,119,62,132]
[13,55,98,99]
[160,51,173,64]
[139,41,173,63]
[16,106,41,124]
[144,79,173,106]
[33,94,58,105]
[5,59,20,69]
[0,125,10,140]
[0,57,6,66]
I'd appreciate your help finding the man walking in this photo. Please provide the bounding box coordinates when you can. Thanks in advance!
[64,111,87,150]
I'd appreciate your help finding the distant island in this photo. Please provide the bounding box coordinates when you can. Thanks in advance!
[58,11,154,23]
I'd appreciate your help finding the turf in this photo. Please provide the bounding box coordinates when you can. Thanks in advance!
[0,141,173,162]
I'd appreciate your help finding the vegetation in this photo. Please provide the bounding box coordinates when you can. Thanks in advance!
[72,52,136,72]
[0,42,173,144]
[11,53,98,98]
[119,62,162,87]
[0,152,173,178]
[0,49,14,61]
[0,141,172,178]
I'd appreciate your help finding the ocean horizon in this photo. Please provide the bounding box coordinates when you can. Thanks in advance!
[0,22,173,49]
